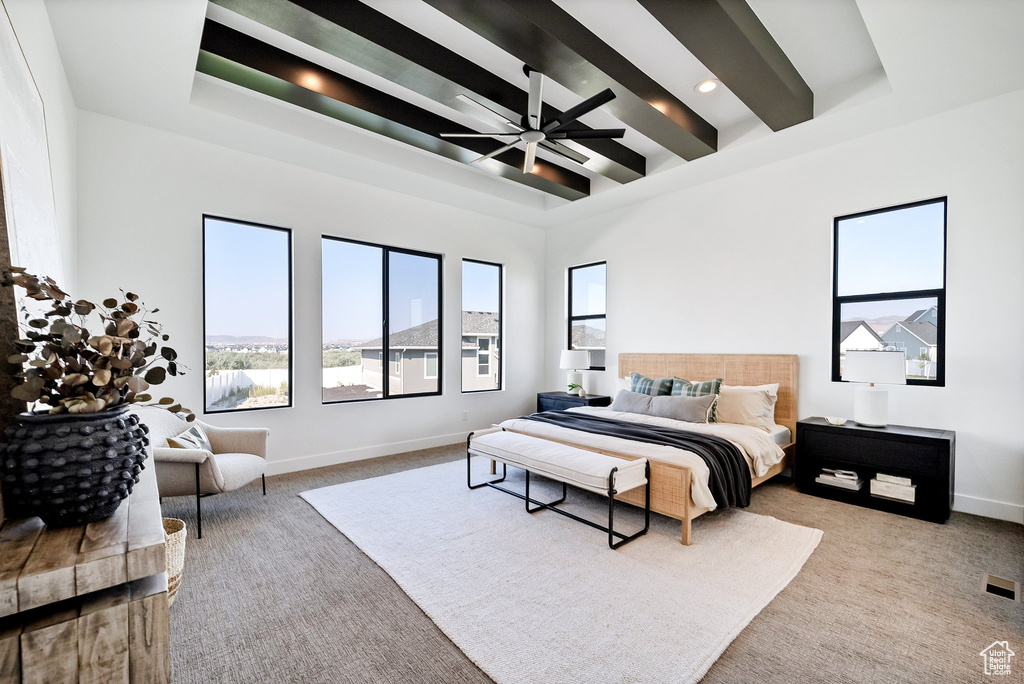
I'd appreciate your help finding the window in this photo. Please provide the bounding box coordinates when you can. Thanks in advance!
[462,259,502,392]
[203,216,292,412]
[833,198,946,385]
[322,236,442,402]
[477,338,491,376]
[568,262,606,370]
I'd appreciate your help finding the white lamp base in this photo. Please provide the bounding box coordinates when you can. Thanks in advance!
[853,386,889,427]
[566,371,583,394]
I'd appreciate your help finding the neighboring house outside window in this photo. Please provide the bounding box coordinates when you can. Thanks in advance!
[424,352,438,380]
[461,311,501,391]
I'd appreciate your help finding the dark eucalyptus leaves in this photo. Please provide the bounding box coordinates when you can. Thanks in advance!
[1,268,195,421]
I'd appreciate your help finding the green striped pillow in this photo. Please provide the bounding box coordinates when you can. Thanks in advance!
[629,372,673,396]
[671,377,723,421]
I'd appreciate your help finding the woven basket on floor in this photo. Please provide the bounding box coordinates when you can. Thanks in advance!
[163,517,187,606]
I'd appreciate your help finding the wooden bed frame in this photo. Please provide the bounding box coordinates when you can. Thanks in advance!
[507,353,798,546]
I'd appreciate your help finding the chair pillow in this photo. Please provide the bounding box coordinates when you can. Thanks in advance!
[671,377,724,421]
[649,394,717,423]
[610,390,654,415]
[716,383,779,432]
[629,372,673,396]
[167,424,213,452]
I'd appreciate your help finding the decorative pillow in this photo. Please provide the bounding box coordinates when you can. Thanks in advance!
[716,383,780,432]
[610,390,654,415]
[649,394,717,424]
[167,423,213,451]
[629,372,673,396]
[670,377,724,421]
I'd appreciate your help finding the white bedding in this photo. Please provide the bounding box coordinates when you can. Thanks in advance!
[497,406,786,511]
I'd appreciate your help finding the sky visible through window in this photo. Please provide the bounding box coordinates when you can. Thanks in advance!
[205,218,290,340]
[837,201,944,296]
[571,264,606,316]
[462,260,500,312]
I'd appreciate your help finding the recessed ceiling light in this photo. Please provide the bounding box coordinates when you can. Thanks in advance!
[695,79,719,94]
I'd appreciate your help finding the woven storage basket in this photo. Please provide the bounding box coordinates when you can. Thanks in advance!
[163,517,187,606]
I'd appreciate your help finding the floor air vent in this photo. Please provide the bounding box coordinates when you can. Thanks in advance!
[983,574,1020,601]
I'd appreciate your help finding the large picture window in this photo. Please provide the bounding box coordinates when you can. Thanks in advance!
[203,216,292,412]
[462,259,502,392]
[322,236,442,402]
[568,262,606,370]
[832,198,946,385]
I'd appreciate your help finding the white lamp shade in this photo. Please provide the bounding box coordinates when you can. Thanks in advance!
[559,349,589,370]
[842,350,906,385]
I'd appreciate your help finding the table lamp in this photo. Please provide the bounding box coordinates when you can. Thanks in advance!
[559,350,589,394]
[842,350,906,427]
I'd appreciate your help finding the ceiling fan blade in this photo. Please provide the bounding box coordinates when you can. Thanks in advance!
[523,141,537,173]
[456,94,524,131]
[527,69,544,130]
[473,142,519,163]
[547,128,626,140]
[538,140,590,165]
[440,133,520,138]
[542,88,616,134]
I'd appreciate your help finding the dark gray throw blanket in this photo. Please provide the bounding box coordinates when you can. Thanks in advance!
[522,411,751,508]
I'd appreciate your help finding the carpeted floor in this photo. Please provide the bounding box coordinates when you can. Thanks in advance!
[160,445,1024,683]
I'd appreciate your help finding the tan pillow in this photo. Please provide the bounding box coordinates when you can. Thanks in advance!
[716,384,779,432]
[167,423,212,451]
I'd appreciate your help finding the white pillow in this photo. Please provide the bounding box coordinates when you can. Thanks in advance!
[715,383,779,432]
[617,376,631,392]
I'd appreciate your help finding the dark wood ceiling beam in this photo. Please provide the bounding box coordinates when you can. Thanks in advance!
[637,0,813,131]
[197,20,588,201]
[209,0,644,184]
[421,0,717,160]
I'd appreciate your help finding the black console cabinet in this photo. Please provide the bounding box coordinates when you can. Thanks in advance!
[796,417,955,523]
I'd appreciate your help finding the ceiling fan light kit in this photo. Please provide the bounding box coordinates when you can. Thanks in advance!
[441,66,625,174]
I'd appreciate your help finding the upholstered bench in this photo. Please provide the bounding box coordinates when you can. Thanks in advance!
[467,428,650,549]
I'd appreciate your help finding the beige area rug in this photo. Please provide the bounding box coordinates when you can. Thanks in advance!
[302,459,823,684]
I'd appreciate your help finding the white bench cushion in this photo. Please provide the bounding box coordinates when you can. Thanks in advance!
[470,430,647,495]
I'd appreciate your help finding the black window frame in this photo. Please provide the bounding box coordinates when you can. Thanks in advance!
[831,197,947,387]
[202,214,294,414]
[567,261,607,371]
[461,258,503,394]
[321,235,443,404]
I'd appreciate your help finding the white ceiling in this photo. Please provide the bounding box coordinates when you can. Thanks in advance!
[41,0,1024,227]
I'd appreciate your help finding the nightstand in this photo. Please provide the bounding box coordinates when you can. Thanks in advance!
[537,391,612,412]
[796,417,955,522]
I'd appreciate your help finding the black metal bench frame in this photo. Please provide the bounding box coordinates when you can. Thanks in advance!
[467,431,651,549]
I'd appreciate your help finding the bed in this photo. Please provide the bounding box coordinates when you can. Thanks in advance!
[498,353,798,545]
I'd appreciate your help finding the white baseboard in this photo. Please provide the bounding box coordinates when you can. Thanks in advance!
[953,494,1024,524]
[264,430,470,476]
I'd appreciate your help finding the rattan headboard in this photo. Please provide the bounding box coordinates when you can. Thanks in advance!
[617,354,799,437]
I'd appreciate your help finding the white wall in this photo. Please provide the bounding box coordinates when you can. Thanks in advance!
[545,88,1024,523]
[4,0,77,289]
[76,111,546,475]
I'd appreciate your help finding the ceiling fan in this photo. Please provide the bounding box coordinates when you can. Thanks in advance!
[440,66,624,173]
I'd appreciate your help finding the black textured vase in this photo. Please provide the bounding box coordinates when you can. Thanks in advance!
[1,406,150,526]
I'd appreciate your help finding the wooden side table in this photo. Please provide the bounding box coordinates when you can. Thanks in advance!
[0,464,170,682]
